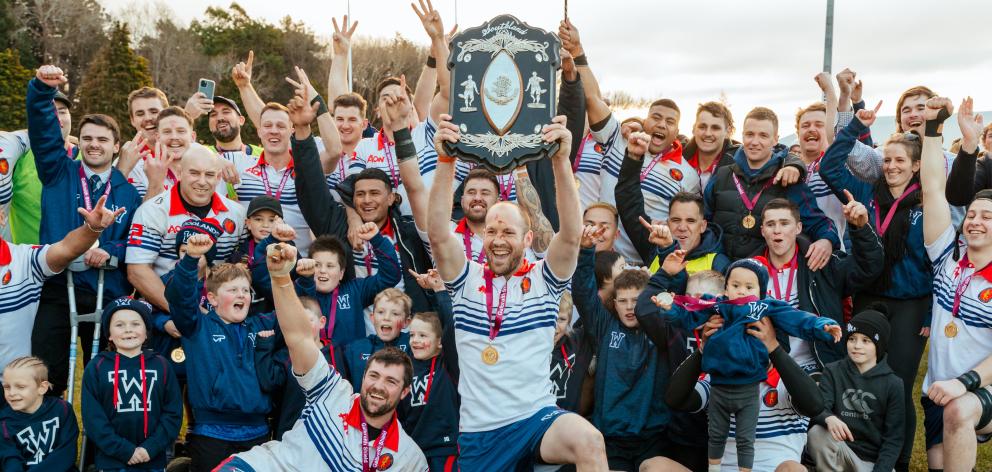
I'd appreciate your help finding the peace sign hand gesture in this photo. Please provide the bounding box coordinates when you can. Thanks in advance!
[412,0,445,40]
[331,16,359,57]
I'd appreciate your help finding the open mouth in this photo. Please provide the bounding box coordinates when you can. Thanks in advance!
[650,132,666,147]
[233,301,246,311]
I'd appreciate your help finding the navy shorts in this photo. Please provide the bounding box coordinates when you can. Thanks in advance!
[921,390,992,450]
[457,406,568,472]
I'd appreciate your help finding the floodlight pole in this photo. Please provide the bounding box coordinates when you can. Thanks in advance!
[823,0,834,74]
[347,0,353,93]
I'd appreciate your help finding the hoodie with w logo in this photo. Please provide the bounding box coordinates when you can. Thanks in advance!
[0,396,78,471]
[81,350,182,470]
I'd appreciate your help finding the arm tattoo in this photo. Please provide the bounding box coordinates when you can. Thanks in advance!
[514,169,554,253]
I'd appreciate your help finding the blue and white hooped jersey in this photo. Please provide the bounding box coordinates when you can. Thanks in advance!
[0,130,28,207]
[924,225,992,394]
[0,241,56,370]
[235,153,312,255]
[574,135,604,211]
[805,161,846,251]
[353,119,439,217]
[444,259,567,432]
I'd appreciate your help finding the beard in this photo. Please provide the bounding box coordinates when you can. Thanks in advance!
[485,248,524,277]
[211,121,241,143]
[360,387,399,417]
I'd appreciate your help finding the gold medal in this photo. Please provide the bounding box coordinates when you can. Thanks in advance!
[170,347,186,363]
[481,345,499,365]
[742,213,756,229]
[944,321,958,339]
[574,177,581,189]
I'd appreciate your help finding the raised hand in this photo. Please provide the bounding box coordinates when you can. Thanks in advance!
[855,100,883,127]
[412,0,445,40]
[650,292,674,311]
[835,68,855,96]
[184,234,215,258]
[36,65,68,88]
[185,92,213,120]
[958,96,984,152]
[382,75,412,131]
[356,221,380,242]
[231,50,254,89]
[78,195,125,233]
[924,96,954,122]
[444,24,459,44]
[542,115,572,160]
[409,268,444,292]
[639,216,673,248]
[287,74,319,129]
[841,189,869,228]
[558,18,583,56]
[627,131,650,159]
[773,166,801,187]
[296,258,316,277]
[433,114,461,157]
[117,133,150,174]
[272,223,297,242]
[661,248,688,276]
[814,71,833,94]
[851,78,864,104]
[266,242,298,277]
[286,66,318,101]
[824,324,843,342]
[145,141,179,185]
[579,224,607,249]
[560,48,577,82]
[331,16,359,57]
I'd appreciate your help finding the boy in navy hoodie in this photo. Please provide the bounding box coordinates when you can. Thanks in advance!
[81,297,182,470]
[340,288,412,392]
[0,356,78,471]
[233,195,283,315]
[165,233,276,471]
[656,257,842,472]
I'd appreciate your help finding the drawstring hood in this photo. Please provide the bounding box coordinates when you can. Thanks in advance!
[112,353,149,438]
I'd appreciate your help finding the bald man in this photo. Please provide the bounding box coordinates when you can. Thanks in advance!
[126,143,247,311]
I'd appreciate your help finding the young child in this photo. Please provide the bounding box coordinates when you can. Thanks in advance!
[235,196,283,314]
[398,311,459,471]
[254,296,335,440]
[81,297,183,471]
[657,257,842,472]
[0,357,79,471]
[340,288,411,392]
[550,291,593,413]
[164,233,277,471]
[809,306,905,472]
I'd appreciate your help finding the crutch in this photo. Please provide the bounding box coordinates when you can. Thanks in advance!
[66,255,117,468]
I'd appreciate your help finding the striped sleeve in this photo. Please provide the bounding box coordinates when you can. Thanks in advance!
[443,260,472,296]
[540,260,570,301]
[296,355,351,406]
[30,245,57,282]
[125,204,164,264]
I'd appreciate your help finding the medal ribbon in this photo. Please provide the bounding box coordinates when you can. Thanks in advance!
[360,411,389,472]
[382,138,400,188]
[322,287,339,343]
[872,183,920,236]
[422,356,437,403]
[78,166,112,212]
[462,225,486,263]
[363,242,374,275]
[732,174,773,214]
[260,164,293,200]
[497,173,514,201]
[770,251,798,303]
[560,344,572,370]
[952,254,992,318]
[572,134,590,173]
[639,150,667,182]
[484,268,508,342]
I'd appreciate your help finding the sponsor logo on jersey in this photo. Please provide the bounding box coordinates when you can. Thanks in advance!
[2,270,11,285]
[762,388,779,407]
[670,168,683,181]
[223,218,236,234]
[980,287,992,303]
[0,158,8,175]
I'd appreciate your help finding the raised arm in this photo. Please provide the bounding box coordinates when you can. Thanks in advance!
[921,97,955,245]
[428,115,467,282]
[558,19,610,126]
[542,116,580,279]
[946,96,985,206]
[814,72,838,145]
[616,135,656,264]
[384,76,429,230]
[26,66,71,185]
[514,166,554,254]
[45,195,125,273]
[412,0,451,124]
[819,103,880,204]
[287,66,342,173]
[232,50,265,129]
[328,16,357,101]
[265,242,320,375]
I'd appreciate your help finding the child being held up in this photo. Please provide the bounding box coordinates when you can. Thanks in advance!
[655,254,842,472]
[0,357,78,471]
[340,288,412,392]
[82,297,183,471]
[165,233,277,471]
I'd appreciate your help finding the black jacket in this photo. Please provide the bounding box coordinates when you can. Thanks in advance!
[812,358,905,472]
[945,148,988,206]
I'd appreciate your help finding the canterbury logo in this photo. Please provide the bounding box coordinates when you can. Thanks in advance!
[16,418,59,465]
[107,370,158,412]
[841,388,876,415]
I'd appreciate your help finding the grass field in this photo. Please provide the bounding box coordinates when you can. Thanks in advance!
[68,347,988,471]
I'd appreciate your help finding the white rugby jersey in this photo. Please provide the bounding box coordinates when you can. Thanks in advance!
[415,219,540,265]
[444,258,567,432]
[0,131,28,208]
[805,159,846,252]
[234,153,313,255]
[923,225,992,393]
[325,151,366,201]
[237,360,428,472]
[574,134,604,211]
[592,115,701,264]
[762,254,815,371]
[353,119,438,217]
[0,241,56,370]
[210,143,262,199]
[126,186,245,276]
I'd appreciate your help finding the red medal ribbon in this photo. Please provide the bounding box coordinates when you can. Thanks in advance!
[422,356,437,403]
[560,343,572,370]
[78,166,112,212]
[483,268,508,342]
[572,134,591,173]
[259,164,293,200]
[872,183,920,236]
[322,287,339,343]
[731,174,773,214]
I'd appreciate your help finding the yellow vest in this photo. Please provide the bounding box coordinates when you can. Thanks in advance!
[649,252,718,275]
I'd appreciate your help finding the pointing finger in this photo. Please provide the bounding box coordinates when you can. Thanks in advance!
[843,189,855,203]
[872,100,883,114]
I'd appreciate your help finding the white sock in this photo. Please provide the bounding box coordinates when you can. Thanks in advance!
[708,464,722,472]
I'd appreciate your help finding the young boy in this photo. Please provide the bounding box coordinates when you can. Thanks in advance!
[254,296,335,440]
[809,307,905,472]
[165,233,277,471]
[235,195,284,314]
[657,257,842,472]
[0,357,79,471]
[81,297,183,471]
[340,288,411,392]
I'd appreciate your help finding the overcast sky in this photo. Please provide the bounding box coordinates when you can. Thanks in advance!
[101,0,992,138]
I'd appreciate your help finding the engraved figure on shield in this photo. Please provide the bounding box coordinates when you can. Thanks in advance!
[445,15,561,173]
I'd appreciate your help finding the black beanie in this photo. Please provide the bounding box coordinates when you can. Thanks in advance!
[724,258,770,299]
[846,305,891,359]
[101,297,154,342]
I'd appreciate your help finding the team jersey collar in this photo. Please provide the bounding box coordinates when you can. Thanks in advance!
[485,258,535,277]
[760,247,799,271]
[963,250,992,283]
[257,151,295,171]
[688,148,719,174]
[168,184,229,217]
[454,217,473,236]
[656,139,684,165]
[377,131,394,150]
[0,239,11,266]
[341,396,400,452]
[379,218,395,238]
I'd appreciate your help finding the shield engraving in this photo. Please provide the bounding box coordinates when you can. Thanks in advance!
[446,15,561,173]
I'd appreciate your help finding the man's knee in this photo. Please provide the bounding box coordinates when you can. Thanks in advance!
[774,460,805,472]
[944,394,981,430]
[571,422,605,458]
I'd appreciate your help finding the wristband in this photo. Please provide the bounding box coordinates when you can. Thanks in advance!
[310,95,329,116]
[957,370,982,392]
[426,56,437,68]
[393,127,417,163]
[438,154,456,164]
[572,54,588,66]
[925,107,951,137]
[85,222,105,233]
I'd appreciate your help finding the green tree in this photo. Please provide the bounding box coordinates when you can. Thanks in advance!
[75,22,153,137]
[0,49,35,130]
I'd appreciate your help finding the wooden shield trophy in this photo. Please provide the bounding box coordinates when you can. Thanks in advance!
[445,15,561,174]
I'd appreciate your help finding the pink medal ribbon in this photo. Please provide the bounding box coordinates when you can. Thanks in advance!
[260,164,293,200]
[769,252,798,302]
[731,174,773,215]
[483,268,508,342]
[78,166,112,211]
[872,183,920,236]
[497,173,514,201]
[639,151,666,182]
[321,287,339,343]
[360,412,388,472]
[463,227,486,263]
[381,139,399,188]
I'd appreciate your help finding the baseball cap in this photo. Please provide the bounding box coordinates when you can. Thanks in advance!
[54,91,72,109]
[247,195,283,218]
[213,96,242,116]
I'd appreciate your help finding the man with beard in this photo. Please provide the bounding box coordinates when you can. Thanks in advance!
[426,112,608,471]
[215,243,427,472]
[25,65,143,397]
[187,94,262,198]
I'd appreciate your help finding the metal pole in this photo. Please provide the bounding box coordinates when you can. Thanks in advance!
[823,0,834,74]
[347,0,353,93]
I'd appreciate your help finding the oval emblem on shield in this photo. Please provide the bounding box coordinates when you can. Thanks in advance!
[481,51,523,135]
